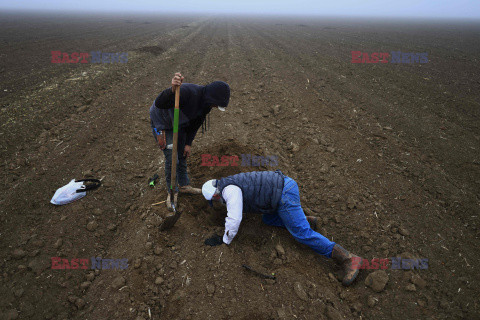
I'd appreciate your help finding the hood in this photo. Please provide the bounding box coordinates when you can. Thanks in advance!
[203,81,230,108]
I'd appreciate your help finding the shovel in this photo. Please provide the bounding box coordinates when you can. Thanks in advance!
[159,85,182,231]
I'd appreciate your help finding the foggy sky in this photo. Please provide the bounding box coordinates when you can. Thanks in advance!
[0,0,479,19]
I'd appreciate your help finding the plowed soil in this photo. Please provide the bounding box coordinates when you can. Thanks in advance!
[1,13,479,320]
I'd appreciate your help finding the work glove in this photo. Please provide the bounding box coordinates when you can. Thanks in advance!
[204,234,223,246]
[148,174,159,187]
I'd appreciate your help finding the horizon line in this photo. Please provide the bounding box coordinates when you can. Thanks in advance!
[1,8,479,21]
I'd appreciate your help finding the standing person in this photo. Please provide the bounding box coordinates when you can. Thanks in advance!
[201,170,362,286]
[150,73,230,209]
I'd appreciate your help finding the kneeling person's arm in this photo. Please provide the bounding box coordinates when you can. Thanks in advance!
[222,185,243,245]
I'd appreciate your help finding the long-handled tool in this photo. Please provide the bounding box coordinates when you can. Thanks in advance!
[242,264,276,280]
[159,85,182,231]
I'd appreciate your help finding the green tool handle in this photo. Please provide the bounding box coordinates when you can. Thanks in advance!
[170,86,180,192]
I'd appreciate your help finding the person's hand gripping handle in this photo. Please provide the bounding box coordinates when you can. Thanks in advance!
[171,72,184,92]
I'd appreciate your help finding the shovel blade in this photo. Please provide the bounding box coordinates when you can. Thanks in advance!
[159,210,182,231]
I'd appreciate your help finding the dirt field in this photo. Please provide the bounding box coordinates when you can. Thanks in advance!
[1,12,479,320]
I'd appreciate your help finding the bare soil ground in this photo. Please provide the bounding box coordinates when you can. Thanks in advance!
[1,13,479,320]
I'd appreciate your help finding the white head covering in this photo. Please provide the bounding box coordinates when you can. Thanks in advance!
[202,179,218,206]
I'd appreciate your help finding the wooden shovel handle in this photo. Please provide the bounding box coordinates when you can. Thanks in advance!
[170,86,180,193]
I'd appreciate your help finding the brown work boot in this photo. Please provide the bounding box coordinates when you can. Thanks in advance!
[331,244,361,286]
[306,216,319,231]
[179,185,202,194]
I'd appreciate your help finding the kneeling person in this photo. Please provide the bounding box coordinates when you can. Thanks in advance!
[201,170,362,286]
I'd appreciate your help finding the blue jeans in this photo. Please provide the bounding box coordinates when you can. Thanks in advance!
[262,176,336,258]
[152,127,190,191]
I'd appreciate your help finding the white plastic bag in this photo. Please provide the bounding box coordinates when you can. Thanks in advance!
[50,179,100,205]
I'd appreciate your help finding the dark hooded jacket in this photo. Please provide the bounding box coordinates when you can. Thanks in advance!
[149,81,230,145]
